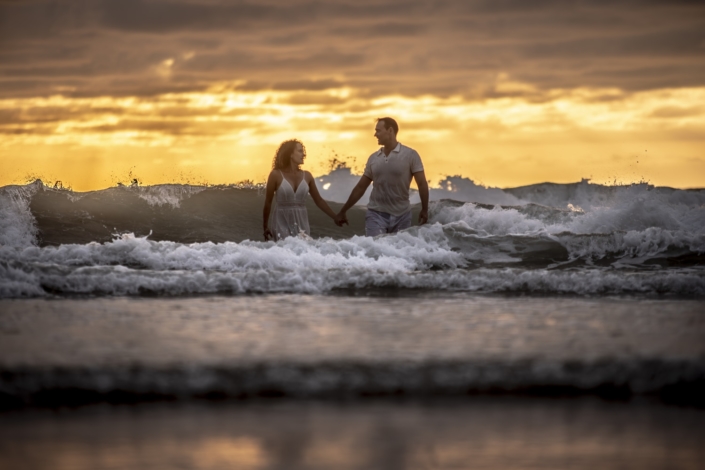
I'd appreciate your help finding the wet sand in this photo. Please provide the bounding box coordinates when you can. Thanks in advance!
[1,294,704,469]
[1,397,703,470]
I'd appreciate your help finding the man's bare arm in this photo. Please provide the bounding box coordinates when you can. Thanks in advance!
[334,175,372,226]
[413,170,429,225]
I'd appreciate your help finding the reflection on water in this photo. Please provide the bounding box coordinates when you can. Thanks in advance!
[1,398,703,470]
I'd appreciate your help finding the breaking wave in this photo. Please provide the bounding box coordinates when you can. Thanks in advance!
[1,171,704,298]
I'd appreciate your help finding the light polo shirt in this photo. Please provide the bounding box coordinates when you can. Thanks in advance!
[363,143,424,216]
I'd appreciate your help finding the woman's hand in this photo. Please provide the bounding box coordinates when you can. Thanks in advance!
[334,211,349,226]
[263,228,274,241]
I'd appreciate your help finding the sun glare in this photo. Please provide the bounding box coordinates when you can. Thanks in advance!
[1,83,704,190]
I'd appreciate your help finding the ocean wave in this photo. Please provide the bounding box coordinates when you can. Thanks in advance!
[1,236,703,297]
[0,181,43,248]
[3,357,703,401]
[1,175,704,298]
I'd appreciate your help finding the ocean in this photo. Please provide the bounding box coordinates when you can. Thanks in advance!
[1,169,704,469]
[2,169,704,297]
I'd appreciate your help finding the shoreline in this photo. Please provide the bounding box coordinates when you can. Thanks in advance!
[2,295,703,408]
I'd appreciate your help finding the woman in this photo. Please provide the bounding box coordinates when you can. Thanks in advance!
[263,139,337,241]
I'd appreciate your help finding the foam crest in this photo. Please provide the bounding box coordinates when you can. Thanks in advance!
[431,202,548,236]
[132,184,207,208]
[554,229,705,262]
[4,228,466,274]
[428,176,521,205]
[509,180,705,212]
[566,194,687,234]
[429,188,705,237]
[2,260,703,298]
[0,181,42,247]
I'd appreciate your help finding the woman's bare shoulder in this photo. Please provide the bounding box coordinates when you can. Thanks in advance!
[266,169,282,189]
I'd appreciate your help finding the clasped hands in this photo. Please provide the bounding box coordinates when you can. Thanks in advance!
[333,211,348,227]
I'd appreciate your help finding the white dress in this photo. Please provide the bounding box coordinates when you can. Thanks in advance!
[271,171,310,241]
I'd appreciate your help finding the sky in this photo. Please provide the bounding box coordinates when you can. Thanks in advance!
[1,0,704,191]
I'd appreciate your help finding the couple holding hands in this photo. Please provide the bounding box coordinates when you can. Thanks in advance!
[263,117,429,241]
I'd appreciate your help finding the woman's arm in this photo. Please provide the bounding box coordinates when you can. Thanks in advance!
[262,171,279,240]
[306,172,337,219]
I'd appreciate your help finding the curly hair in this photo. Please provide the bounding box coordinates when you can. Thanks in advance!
[272,139,306,170]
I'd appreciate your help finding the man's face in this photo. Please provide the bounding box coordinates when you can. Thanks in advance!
[374,121,393,146]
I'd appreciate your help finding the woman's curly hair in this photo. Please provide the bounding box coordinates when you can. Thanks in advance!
[272,139,306,170]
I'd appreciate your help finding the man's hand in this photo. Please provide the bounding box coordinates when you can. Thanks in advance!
[334,212,349,227]
[263,228,274,241]
[418,209,428,225]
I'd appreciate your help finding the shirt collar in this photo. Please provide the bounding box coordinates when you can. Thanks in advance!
[378,142,401,156]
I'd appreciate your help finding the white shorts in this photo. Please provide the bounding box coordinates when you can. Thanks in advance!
[365,209,412,236]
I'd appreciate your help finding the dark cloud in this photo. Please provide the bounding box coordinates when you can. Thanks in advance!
[283,93,348,106]
[334,21,427,38]
[270,79,344,91]
[650,106,703,118]
[520,27,704,59]
[99,0,272,32]
[0,108,19,125]
[0,0,703,99]
[87,120,196,134]
[579,63,705,90]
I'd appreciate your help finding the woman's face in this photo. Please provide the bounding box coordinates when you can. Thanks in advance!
[290,143,305,166]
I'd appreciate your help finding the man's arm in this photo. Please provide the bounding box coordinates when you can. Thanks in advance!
[413,170,429,225]
[334,175,372,226]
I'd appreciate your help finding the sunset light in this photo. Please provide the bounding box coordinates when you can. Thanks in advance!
[1,0,703,190]
[1,4,704,466]
[2,83,704,190]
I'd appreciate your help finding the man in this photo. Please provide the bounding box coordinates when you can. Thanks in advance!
[334,117,429,235]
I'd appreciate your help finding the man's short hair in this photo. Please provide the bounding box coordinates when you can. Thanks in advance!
[377,117,399,135]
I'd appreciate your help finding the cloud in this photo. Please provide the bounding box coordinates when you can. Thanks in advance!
[0,0,703,100]
[649,105,703,118]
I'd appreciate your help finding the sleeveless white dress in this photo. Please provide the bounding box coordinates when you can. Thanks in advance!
[271,171,310,241]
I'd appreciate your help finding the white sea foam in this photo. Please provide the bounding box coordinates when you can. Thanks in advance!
[1,176,703,298]
[316,168,705,217]
[3,227,465,273]
[2,256,703,298]
[132,184,207,208]
[425,175,521,205]
[431,204,548,236]
[509,179,705,212]
[0,181,43,248]
[1,228,703,297]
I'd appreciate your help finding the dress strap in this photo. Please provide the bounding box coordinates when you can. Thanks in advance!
[279,169,305,192]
